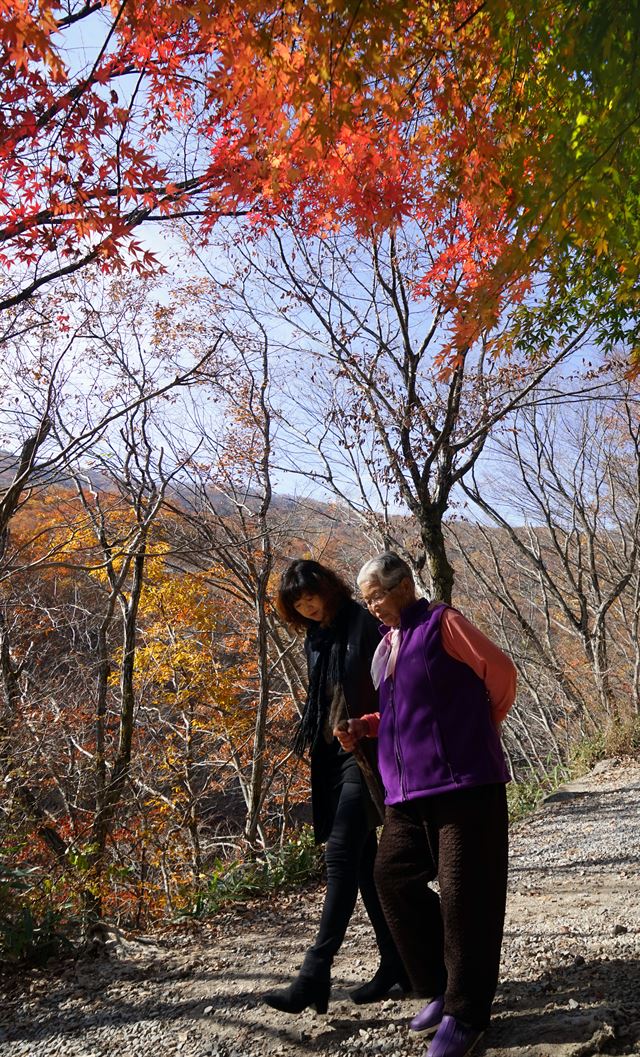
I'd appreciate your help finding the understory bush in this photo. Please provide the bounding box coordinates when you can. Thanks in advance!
[571,715,640,775]
[0,858,75,967]
[507,716,640,824]
[507,760,571,823]
[186,825,322,918]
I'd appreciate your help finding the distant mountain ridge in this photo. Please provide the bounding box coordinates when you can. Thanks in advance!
[0,448,107,491]
[0,449,338,521]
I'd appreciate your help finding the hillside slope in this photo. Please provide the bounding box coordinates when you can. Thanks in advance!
[1,759,639,1057]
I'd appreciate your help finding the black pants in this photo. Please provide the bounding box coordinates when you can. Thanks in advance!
[301,780,399,980]
[374,783,508,1028]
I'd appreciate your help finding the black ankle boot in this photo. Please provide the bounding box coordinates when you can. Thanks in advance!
[349,962,411,1004]
[263,973,330,1015]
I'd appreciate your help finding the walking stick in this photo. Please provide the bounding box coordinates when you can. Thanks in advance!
[335,719,386,820]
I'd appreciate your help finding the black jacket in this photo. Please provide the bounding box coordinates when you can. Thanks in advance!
[304,599,383,842]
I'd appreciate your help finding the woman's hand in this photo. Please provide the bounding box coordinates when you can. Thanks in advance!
[334,718,369,751]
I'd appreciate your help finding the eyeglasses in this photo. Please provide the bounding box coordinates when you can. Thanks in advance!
[360,586,392,610]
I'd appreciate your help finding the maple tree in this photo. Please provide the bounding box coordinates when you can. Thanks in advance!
[4,0,637,360]
[1,0,420,310]
[485,4,640,280]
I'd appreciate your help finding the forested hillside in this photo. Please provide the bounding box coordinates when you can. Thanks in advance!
[1,0,639,968]
[2,436,639,947]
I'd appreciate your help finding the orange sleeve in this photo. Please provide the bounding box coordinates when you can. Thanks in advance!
[360,712,380,737]
[440,608,516,724]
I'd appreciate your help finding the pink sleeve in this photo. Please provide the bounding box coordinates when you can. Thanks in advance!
[440,608,516,724]
[360,712,380,738]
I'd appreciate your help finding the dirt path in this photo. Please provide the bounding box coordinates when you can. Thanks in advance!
[2,759,639,1057]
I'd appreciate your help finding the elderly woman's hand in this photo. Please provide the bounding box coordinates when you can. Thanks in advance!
[334,718,369,751]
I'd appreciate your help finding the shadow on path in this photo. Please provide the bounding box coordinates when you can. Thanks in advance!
[486,957,640,1055]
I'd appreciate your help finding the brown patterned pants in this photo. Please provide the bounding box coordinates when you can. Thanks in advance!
[374,782,509,1029]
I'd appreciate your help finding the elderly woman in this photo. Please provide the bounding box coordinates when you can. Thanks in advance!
[337,552,516,1057]
[262,559,408,1016]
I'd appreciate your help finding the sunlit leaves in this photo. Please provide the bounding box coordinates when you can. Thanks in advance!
[2,0,638,356]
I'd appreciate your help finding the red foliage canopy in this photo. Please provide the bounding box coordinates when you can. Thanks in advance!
[0,1,525,341]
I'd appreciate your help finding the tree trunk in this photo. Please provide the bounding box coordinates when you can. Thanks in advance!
[244,338,273,850]
[84,545,146,927]
[245,579,270,849]
[421,514,455,603]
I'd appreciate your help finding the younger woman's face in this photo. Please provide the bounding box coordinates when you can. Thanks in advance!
[293,592,327,624]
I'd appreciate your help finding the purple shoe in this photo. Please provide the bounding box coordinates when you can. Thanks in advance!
[410,995,445,1033]
[426,1015,484,1057]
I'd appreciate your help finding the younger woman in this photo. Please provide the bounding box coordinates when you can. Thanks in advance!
[263,559,407,1014]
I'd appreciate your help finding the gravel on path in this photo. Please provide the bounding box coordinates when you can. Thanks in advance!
[1,758,639,1057]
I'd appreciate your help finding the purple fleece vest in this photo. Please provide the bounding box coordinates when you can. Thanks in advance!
[377,600,510,805]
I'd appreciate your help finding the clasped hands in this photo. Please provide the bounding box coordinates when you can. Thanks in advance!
[333,718,369,752]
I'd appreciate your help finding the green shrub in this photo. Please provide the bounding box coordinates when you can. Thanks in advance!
[507,760,571,823]
[571,715,640,775]
[185,825,322,918]
[0,860,74,966]
[570,731,607,775]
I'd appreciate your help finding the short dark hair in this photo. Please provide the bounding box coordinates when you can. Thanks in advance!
[276,559,353,630]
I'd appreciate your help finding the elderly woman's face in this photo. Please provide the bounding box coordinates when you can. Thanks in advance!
[360,576,415,627]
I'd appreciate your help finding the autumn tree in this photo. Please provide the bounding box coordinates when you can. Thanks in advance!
[452,372,640,770]
[0,442,157,928]
[4,0,637,366]
[0,272,232,929]
[1,0,425,309]
[484,2,640,315]
[0,292,195,792]
[211,222,610,601]
[157,305,311,850]
[131,556,251,896]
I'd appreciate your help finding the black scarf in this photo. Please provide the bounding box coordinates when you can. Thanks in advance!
[293,603,350,758]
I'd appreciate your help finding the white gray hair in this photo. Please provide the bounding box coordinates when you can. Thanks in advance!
[357,551,413,591]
